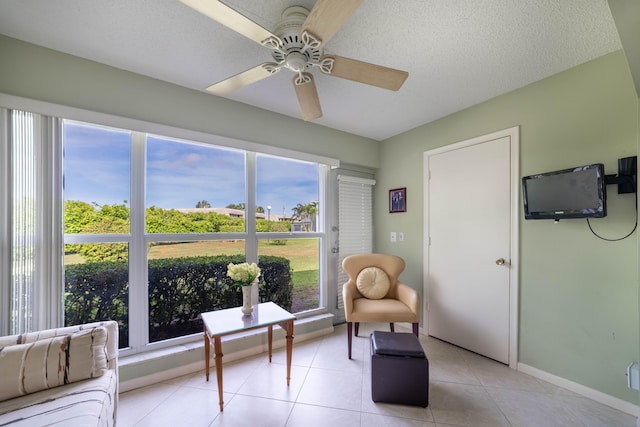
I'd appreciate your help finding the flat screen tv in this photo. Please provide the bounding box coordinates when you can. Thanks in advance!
[522,163,606,220]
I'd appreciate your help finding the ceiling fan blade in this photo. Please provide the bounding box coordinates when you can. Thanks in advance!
[207,63,280,95]
[180,0,281,47]
[321,55,409,91]
[301,0,363,47]
[293,73,322,121]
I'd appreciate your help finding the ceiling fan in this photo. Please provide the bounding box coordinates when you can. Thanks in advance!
[179,0,409,120]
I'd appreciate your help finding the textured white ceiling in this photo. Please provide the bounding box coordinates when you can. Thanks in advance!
[0,0,622,140]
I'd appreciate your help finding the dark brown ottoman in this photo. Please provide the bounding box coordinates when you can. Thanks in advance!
[370,331,429,407]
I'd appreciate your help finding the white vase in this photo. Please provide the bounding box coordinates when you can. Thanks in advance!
[241,285,253,316]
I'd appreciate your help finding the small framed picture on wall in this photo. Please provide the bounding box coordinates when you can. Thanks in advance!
[389,187,406,213]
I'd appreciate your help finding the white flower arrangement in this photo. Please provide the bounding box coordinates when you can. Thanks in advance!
[226,262,261,287]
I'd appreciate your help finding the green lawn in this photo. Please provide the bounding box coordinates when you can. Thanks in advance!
[65,239,320,312]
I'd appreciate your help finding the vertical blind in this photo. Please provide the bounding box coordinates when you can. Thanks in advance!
[0,109,9,335]
[10,110,37,334]
[336,175,375,320]
[2,110,61,335]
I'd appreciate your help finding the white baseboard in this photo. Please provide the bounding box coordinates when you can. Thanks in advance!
[119,325,334,393]
[120,359,203,393]
[518,362,640,417]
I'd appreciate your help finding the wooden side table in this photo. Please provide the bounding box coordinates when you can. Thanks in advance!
[201,302,296,412]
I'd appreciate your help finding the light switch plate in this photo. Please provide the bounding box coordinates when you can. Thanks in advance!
[390,232,397,242]
[399,232,404,241]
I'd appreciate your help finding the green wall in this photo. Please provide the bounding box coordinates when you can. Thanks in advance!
[377,51,639,403]
[2,33,639,405]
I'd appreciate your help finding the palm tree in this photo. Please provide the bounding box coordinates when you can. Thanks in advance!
[292,202,318,231]
[226,202,245,210]
[226,203,265,213]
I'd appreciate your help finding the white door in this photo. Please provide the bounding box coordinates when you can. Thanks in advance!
[425,130,517,364]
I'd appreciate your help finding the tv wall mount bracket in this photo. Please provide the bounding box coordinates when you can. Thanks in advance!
[604,156,637,194]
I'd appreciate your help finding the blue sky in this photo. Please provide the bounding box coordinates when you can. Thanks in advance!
[63,122,318,216]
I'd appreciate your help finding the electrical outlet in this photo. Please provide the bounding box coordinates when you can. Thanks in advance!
[399,232,404,242]
[390,232,397,243]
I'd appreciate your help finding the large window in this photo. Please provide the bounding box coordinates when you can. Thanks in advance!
[55,119,328,353]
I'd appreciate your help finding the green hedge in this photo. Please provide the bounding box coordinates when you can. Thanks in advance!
[65,255,293,348]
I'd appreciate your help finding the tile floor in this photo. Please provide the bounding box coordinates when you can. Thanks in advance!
[118,323,637,427]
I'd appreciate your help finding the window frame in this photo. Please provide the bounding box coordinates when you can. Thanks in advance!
[1,94,338,355]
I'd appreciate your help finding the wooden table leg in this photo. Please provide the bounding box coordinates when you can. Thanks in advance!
[279,320,294,386]
[214,336,224,412]
[204,328,210,381]
[268,325,273,363]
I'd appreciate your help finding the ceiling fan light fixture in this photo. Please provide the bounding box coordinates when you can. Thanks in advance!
[285,51,308,73]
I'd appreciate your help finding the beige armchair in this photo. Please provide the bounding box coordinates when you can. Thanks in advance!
[342,253,420,359]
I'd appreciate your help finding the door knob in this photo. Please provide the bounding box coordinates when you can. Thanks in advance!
[495,258,506,265]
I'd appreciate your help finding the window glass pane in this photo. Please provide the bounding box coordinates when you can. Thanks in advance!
[256,154,318,232]
[259,238,320,313]
[63,121,131,234]
[147,240,245,343]
[146,136,245,233]
[64,243,129,349]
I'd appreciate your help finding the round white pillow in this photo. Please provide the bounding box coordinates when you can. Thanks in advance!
[356,267,391,299]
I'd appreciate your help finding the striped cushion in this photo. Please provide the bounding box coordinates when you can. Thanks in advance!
[0,327,108,401]
[0,369,116,426]
[0,321,118,372]
[66,327,109,382]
